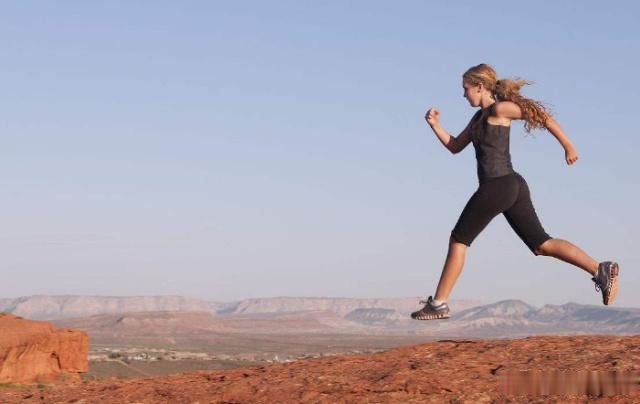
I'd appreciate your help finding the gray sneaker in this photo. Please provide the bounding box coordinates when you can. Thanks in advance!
[411,296,450,320]
[592,261,619,305]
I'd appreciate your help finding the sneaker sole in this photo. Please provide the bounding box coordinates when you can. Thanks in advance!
[604,262,619,305]
[412,313,450,321]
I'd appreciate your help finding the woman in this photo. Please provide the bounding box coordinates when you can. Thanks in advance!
[411,63,619,320]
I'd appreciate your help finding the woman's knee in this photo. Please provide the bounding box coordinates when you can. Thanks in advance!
[449,235,469,250]
[534,238,554,256]
[448,238,468,261]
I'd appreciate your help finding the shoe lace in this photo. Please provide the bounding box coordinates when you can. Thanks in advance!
[592,269,612,293]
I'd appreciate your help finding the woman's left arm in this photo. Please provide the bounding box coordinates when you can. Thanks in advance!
[544,116,578,165]
[494,101,578,166]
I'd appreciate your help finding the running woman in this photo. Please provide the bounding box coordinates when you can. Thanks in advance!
[411,63,619,321]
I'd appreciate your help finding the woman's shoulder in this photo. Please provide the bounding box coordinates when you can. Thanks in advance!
[491,101,522,119]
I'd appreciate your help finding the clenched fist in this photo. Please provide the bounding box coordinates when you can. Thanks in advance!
[425,108,440,127]
[565,145,579,165]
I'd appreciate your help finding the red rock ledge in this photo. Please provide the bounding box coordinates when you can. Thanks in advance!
[0,313,88,383]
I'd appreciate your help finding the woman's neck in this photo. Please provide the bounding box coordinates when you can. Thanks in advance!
[480,95,496,111]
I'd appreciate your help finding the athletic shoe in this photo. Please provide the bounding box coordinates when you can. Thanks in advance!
[411,296,450,320]
[592,261,619,305]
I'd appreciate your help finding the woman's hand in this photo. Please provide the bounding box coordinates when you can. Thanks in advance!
[564,145,579,165]
[425,107,440,127]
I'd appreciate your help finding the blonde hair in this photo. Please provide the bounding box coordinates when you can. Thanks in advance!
[463,63,551,133]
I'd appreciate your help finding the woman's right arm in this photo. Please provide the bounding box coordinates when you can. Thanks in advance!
[425,108,473,154]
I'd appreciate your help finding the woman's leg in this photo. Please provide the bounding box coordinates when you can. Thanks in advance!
[412,235,469,319]
[412,176,519,320]
[504,174,599,275]
[436,176,518,301]
[504,174,619,305]
[434,236,468,301]
[534,238,598,276]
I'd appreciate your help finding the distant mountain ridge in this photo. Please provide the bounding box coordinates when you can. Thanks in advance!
[217,297,483,317]
[0,295,218,320]
[0,295,482,320]
[3,295,640,338]
[341,299,640,336]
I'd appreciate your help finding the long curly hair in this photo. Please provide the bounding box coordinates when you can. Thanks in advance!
[463,63,551,133]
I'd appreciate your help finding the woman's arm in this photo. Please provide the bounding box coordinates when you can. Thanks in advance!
[545,116,578,165]
[494,101,579,165]
[425,108,473,154]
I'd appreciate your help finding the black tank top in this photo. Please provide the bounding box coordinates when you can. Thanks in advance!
[470,104,515,183]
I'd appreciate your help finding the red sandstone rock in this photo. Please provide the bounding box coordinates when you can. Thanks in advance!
[0,335,638,402]
[0,313,88,383]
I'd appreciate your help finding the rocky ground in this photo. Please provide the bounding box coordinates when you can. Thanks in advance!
[0,335,638,403]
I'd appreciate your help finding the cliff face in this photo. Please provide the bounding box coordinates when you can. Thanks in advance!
[0,313,88,383]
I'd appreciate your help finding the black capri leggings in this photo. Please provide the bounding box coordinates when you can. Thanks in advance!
[450,172,552,255]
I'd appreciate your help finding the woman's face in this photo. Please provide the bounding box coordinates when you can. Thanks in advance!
[463,81,482,107]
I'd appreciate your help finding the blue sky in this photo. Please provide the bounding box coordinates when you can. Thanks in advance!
[0,1,638,307]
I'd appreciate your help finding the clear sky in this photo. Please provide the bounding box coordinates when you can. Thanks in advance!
[0,1,638,307]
